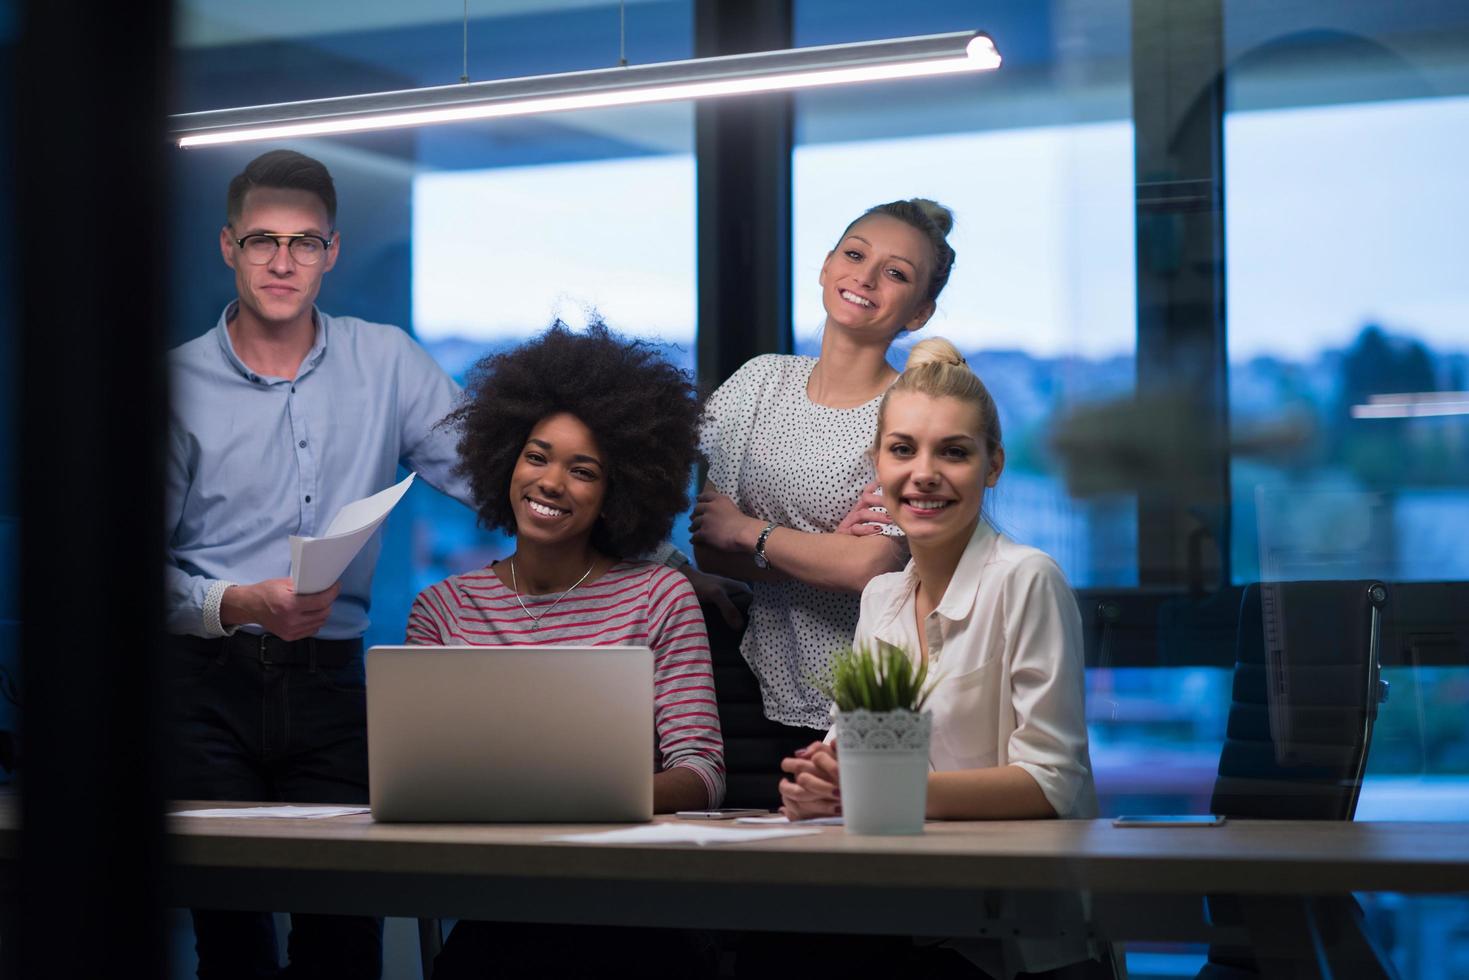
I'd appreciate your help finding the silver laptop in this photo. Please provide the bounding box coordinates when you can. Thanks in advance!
[367,645,653,823]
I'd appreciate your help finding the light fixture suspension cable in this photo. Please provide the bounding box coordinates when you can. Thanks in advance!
[461,0,470,83]
[619,0,627,67]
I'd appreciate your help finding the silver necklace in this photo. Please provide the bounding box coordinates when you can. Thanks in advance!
[509,557,597,628]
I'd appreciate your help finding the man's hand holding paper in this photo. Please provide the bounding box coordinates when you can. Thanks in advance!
[215,474,416,640]
[220,578,342,642]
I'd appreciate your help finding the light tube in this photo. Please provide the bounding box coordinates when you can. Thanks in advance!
[1351,392,1469,419]
[173,32,999,148]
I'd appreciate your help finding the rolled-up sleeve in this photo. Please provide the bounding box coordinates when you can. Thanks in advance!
[394,331,473,507]
[1002,557,1092,818]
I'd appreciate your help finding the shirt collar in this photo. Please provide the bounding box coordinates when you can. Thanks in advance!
[933,520,1000,621]
[865,521,1001,643]
[213,302,330,382]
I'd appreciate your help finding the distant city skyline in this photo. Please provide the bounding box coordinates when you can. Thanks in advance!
[414,93,1468,363]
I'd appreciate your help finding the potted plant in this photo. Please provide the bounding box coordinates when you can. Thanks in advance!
[819,640,935,835]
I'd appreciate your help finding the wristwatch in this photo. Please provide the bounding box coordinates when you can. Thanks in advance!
[753,522,779,569]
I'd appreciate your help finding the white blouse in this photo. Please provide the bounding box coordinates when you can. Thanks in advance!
[700,354,903,729]
[853,520,1101,978]
[853,520,1097,818]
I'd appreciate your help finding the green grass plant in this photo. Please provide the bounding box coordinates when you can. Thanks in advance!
[818,640,933,713]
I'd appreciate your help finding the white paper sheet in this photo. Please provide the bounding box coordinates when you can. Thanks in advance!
[735,815,844,826]
[546,824,824,846]
[288,473,416,594]
[170,806,371,819]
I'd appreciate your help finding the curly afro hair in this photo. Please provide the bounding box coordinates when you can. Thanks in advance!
[446,320,702,558]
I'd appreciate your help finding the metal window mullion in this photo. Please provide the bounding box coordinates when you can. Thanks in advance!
[694,0,794,392]
[1130,0,1232,593]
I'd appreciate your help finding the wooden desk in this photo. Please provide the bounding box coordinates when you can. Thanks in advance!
[3,803,1467,963]
[8,804,1465,933]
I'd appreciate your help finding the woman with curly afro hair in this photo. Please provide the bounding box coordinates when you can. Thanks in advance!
[406,321,725,821]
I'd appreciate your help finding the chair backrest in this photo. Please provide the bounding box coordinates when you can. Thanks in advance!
[1209,580,1388,821]
[701,598,826,810]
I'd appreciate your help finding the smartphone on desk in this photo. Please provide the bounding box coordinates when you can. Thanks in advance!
[675,808,772,820]
[1112,814,1226,827]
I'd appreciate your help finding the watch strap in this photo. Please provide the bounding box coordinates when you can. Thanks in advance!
[753,522,779,569]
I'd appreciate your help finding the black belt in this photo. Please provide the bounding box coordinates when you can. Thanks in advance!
[176,632,362,668]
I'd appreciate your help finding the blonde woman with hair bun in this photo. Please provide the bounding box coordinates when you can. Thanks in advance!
[775,338,1109,979]
[690,198,958,748]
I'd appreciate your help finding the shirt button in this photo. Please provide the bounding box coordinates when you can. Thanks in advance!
[305,495,312,503]
[298,440,307,448]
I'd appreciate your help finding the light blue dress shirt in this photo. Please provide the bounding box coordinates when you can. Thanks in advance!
[165,304,472,639]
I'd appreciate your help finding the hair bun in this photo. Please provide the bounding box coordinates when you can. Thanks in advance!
[910,198,954,237]
[904,337,967,371]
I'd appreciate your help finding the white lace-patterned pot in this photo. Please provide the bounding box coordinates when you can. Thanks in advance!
[832,708,932,835]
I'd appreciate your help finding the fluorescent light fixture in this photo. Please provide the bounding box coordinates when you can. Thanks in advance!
[172,31,999,148]
[1351,391,1469,419]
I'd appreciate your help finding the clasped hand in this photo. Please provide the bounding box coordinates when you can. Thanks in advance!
[689,489,759,553]
[778,741,842,820]
[833,481,893,536]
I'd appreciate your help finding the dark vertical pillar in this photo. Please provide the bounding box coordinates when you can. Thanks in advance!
[15,0,170,976]
[694,0,794,390]
[0,0,22,807]
[1131,0,1231,591]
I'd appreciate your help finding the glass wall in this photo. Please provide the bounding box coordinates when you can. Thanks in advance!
[163,0,1469,974]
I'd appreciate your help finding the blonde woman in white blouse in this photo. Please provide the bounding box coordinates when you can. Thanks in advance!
[780,336,1095,819]
[774,339,1106,979]
[689,199,956,737]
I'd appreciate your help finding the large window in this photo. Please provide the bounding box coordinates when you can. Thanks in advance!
[1226,96,1469,586]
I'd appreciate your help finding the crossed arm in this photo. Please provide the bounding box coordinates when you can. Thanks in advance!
[689,482,905,593]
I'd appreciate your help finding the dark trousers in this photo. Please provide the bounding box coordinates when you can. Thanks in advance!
[165,633,383,980]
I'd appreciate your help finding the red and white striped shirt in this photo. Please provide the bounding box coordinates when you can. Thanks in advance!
[406,560,725,806]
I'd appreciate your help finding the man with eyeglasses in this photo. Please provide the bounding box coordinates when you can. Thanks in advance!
[163,149,470,980]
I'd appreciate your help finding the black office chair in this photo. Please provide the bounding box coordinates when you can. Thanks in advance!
[702,596,817,811]
[1200,579,1395,979]
[1210,580,1389,820]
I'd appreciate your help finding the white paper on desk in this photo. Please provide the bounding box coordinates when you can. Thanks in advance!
[547,824,823,846]
[288,473,416,594]
[170,806,371,819]
[735,815,844,826]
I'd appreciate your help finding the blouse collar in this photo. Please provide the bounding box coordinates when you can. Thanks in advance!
[872,520,1001,639]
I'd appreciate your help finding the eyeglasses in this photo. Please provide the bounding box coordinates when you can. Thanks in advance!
[233,232,334,266]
